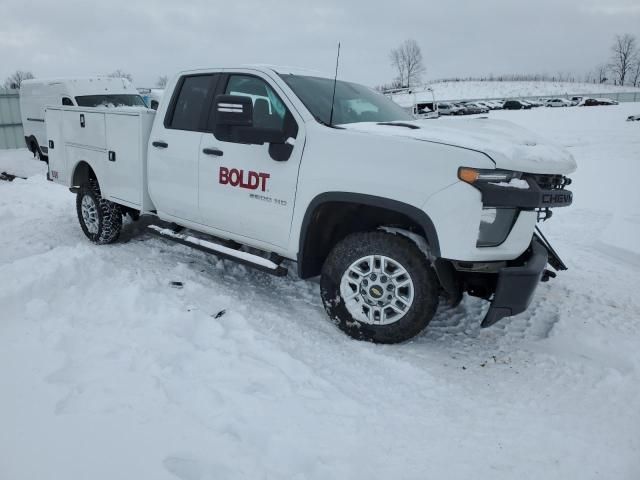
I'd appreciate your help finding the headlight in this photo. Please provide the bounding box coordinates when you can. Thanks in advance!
[458,167,522,184]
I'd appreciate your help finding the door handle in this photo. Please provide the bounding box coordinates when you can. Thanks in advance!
[202,148,223,157]
[152,141,168,148]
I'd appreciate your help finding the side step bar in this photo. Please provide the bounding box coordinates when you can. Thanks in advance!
[148,225,288,277]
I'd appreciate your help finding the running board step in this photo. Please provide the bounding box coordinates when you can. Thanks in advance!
[148,225,288,277]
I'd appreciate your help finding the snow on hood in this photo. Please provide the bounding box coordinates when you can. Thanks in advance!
[340,118,577,175]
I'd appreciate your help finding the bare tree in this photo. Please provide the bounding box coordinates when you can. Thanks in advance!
[631,57,640,87]
[4,70,35,89]
[609,34,637,85]
[595,64,608,84]
[156,75,168,88]
[389,39,425,88]
[108,70,134,82]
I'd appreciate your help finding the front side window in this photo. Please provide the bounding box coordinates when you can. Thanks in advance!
[281,74,412,125]
[167,75,214,131]
[224,75,288,131]
[75,94,146,108]
[62,97,73,106]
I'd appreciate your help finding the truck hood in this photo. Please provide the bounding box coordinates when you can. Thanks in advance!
[340,119,577,175]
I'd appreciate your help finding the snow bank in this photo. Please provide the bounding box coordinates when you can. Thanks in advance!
[600,214,640,259]
[0,148,45,179]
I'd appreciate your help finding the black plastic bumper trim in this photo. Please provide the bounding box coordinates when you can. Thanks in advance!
[481,239,549,327]
[475,180,573,209]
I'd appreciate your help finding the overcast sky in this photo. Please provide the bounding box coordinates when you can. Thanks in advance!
[1,0,639,88]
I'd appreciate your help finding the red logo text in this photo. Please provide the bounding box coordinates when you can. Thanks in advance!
[219,167,270,192]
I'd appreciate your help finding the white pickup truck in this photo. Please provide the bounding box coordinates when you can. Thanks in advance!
[45,66,576,344]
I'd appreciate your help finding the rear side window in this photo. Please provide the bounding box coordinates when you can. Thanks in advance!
[75,94,146,107]
[167,75,214,131]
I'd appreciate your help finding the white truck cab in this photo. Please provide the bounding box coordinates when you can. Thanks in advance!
[20,76,145,161]
[45,66,576,344]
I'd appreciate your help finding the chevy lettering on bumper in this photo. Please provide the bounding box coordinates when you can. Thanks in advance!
[475,182,573,209]
[472,173,573,209]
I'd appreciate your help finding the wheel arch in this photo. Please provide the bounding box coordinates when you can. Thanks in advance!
[297,192,441,279]
[71,161,98,188]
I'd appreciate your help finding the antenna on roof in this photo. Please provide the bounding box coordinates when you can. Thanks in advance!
[328,42,341,127]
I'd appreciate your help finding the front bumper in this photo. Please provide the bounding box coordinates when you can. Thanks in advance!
[481,239,548,327]
[474,175,573,209]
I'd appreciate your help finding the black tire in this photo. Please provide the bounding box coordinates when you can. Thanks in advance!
[320,231,440,344]
[29,140,38,158]
[76,179,122,244]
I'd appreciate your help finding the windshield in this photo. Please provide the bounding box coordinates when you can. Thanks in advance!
[279,74,413,125]
[75,94,147,108]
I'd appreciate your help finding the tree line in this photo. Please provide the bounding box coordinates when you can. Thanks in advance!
[378,33,640,92]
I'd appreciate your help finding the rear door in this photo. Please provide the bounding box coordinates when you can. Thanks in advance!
[44,108,65,183]
[198,71,305,247]
[147,74,219,223]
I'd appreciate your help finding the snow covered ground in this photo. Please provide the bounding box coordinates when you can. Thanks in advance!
[391,80,640,104]
[1,104,639,480]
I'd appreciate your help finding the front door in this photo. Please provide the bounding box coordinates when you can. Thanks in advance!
[198,72,305,248]
[147,74,218,223]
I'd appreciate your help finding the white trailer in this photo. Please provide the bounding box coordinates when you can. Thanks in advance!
[20,77,145,161]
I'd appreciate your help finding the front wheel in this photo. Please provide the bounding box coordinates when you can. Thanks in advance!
[76,179,122,244]
[320,231,439,344]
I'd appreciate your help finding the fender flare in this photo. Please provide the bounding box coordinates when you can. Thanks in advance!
[297,192,441,278]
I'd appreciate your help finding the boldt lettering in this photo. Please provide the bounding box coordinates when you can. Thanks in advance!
[219,167,270,192]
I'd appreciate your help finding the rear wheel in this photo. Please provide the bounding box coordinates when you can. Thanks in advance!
[320,231,439,344]
[76,179,122,244]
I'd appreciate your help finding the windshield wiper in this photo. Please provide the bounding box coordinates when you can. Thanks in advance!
[376,122,420,130]
[316,116,344,129]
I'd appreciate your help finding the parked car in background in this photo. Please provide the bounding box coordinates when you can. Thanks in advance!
[526,99,543,108]
[460,102,486,114]
[475,101,495,110]
[627,114,640,121]
[469,102,490,113]
[570,96,583,106]
[595,97,618,105]
[437,103,462,115]
[579,98,602,107]
[452,103,470,114]
[20,76,145,161]
[546,98,571,108]
[503,100,532,110]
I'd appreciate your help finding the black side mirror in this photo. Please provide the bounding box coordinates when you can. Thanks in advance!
[214,94,288,147]
[214,95,253,127]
